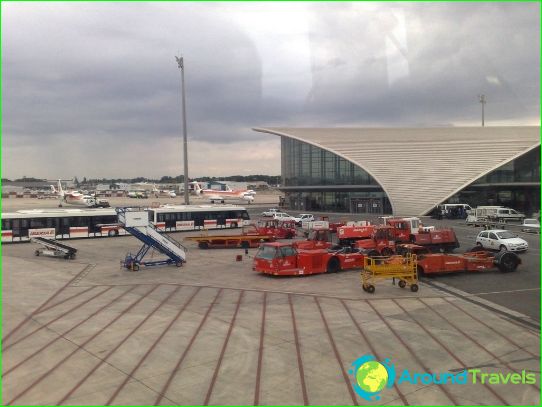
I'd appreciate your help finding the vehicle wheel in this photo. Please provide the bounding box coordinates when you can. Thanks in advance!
[410,284,419,292]
[35,250,40,256]
[211,200,215,204]
[241,241,250,249]
[398,280,406,288]
[230,222,238,229]
[199,242,209,249]
[476,242,483,247]
[368,250,379,258]
[499,245,508,252]
[381,247,393,257]
[495,252,519,273]
[362,284,368,292]
[326,257,341,273]
[108,229,118,237]
[366,285,375,294]
[175,261,183,267]
[132,264,140,271]
[69,253,76,260]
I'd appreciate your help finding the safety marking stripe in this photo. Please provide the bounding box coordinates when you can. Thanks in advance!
[288,293,309,406]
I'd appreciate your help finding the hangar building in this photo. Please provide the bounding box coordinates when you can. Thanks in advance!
[253,127,540,216]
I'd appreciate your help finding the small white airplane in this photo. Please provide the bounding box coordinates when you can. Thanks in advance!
[151,184,176,198]
[190,181,255,204]
[50,180,108,208]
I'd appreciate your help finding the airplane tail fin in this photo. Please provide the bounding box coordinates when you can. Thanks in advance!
[50,185,57,194]
[191,181,202,195]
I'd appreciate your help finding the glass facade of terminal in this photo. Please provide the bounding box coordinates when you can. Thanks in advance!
[280,137,540,216]
[281,138,392,213]
[451,146,540,216]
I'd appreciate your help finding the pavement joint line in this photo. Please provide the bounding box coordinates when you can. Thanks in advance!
[254,291,267,406]
[56,285,183,405]
[314,297,359,405]
[37,285,96,314]
[3,286,113,352]
[2,285,138,377]
[204,290,244,405]
[440,297,540,359]
[2,263,94,344]
[423,280,541,331]
[155,288,223,405]
[288,293,310,406]
[417,297,541,391]
[105,286,202,405]
[340,299,409,405]
[5,284,159,405]
[71,263,96,286]
[392,298,511,405]
[365,299,460,405]
[68,280,450,302]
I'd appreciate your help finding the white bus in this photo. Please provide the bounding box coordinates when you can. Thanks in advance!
[1,205,250,243]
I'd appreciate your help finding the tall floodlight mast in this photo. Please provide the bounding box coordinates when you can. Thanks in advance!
[176,56,190,205]
[479,94,486,127]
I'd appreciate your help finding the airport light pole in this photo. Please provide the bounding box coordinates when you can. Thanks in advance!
[479,94,486,127]
[176,56,190,205]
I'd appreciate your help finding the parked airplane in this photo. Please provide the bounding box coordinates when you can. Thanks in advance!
[152,184,176,198]
[50,180,109,208]
[190,181,255,204]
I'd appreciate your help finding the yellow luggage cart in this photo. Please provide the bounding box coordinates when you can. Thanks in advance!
[361,253,419,293]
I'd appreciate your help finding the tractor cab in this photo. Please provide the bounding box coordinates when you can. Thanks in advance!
[256,219,296,239]
[355,226,396,256]
[254,242,300,275]
[295,229,332,250]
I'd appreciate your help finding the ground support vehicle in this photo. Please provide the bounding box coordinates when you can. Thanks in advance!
[352,226,396,256]
[184,225,275,249]
[487,207,526,223]
[337,221,374,246]
[361,253,418,293]
[398,244,521,274]
[253,242,365,276]
[294,229,334,250]
[256,219,297,239]
[31,236,77,260]
[117,208,186,271]
[521,219,540,233]
[385,217,459,252]
[261,208,279,217]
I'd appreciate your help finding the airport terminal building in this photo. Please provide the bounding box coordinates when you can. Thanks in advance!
[254,127,540,216]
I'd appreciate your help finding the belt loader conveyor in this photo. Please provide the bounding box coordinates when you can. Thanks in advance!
[31,237,78,260]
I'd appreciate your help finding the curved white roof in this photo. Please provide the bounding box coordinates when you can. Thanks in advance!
[254,127,540,216]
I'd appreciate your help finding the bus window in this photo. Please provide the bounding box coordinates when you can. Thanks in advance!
[157,213,166,223]
[30,218,46,228]
[148,210,155,222]
[193,214,204,227]
[1,219,12,230]
[241,210,250,220]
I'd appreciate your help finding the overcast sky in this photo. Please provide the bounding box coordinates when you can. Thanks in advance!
[2,1,540,180]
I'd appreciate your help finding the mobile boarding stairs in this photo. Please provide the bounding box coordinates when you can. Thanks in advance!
[116,207,187,271]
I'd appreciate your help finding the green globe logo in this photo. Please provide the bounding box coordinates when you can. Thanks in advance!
[356,360,389,393]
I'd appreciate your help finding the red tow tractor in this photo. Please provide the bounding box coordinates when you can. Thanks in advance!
[398,244,521,275]
[256,219,297,239]
[253,242,364,276]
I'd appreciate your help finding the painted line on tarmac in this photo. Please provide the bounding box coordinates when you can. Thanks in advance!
[365,300,460,405]
[392,299,511,405]
[38,285,95,314]
[314,297,358,406]
[2,286,138,377]
[106,286,202,405]
[418,298,540,391]
[2,263,95,344]
[155,288,223,405]
[440,297,540,357]
[204,290,244,405]
[57,285,183,405]
[340,300,409,405]
[254,291,267,406]
[288,293,310,406]
[3,286,112,352]
[6,284,159,405]
[421,280,540,332]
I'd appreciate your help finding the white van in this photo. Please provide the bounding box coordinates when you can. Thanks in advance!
[466,206,503,225]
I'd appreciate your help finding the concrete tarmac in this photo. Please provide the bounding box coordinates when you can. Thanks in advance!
[3,230,540,405]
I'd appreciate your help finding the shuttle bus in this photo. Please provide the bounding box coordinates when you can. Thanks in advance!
[1,205,250,243]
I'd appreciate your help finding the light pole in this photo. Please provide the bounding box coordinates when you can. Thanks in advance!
[175,56,190,205]
[478,94,486,127]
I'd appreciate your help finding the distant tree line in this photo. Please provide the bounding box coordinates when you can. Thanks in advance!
[3,175,281,185]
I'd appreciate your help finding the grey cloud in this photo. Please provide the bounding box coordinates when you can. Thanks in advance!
[2,2,539,178]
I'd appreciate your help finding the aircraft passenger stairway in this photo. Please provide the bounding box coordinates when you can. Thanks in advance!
[116,207,187,271]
